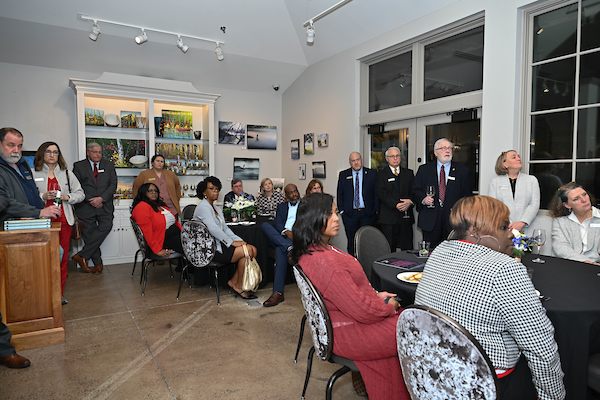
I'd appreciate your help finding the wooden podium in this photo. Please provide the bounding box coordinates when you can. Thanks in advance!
[0,223,65,350]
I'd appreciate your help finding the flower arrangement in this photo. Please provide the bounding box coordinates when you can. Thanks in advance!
[512,229,534,259]
[224,196,257,221]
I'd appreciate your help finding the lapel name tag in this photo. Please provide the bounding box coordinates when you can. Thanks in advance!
[591,223,600,228]
[346,176,352,180]
[499,185,509,190]
[98,169,105,173]
[448,176,456,181]
[34,177,44,181]
[388,177,395,182]
[149,178,156,181]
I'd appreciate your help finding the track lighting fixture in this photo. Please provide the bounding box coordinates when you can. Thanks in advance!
[215,44,224,61]
[176,35,189,53]
[89,21,101,41]
[134,29,148,44]
[302,0,353,45]
[306,21,315,44]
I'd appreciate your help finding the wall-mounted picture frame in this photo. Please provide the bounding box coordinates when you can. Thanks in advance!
[219,121,246,145]
[233,157,259,180]
[247,125,277,150]
[304,133,314,155]
[299,163,306,180]
[291,139,300,160]
[312,161,326,178]
[317,133,328,147]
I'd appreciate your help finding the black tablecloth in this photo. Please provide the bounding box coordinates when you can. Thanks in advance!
[371,251,600,400]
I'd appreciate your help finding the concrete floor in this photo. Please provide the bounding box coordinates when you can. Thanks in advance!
[0,260,365,400]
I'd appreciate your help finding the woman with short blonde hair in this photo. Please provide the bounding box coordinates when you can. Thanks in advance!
[256,177,284,215]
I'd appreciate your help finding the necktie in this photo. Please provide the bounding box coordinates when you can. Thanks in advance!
[94,163,98,182]
[394,167,398,176]
[354,171,360,208]
[439,165,446,203]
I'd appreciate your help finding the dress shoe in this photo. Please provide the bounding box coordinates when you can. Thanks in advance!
[72,254,94,273]
[93,263,103,275]
[263,291,284,307]
[0,353,31,369]
[61,297,68,305]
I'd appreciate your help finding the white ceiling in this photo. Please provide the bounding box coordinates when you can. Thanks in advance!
[0,0,461,93]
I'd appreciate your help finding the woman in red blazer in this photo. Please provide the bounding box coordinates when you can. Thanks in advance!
[131,183,183,257]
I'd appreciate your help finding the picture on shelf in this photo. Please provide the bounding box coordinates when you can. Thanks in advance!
[219,121,246,145]
[291,139,300,160]
[162,110,194,139]
[312,161,326,178]
[85,108,104,126]
[247,125,277,150]
[155,142,205,161]
[154,117,164,137]
[299,163,306,180]
[304,133,314,155]
[317,133,329,147]
[115,176,135,199]
[87,137,146,168]
[233,158,259,180]
[121,111,141,128]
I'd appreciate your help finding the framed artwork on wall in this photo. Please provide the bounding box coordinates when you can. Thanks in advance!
[233,157,259,180]
[299,164,306,180]
[304,133,314,155]
[247,125,277,150]
[291,139,300,159]
[312,161,326,178]
[317,133,328,147]
[219,121,246,145]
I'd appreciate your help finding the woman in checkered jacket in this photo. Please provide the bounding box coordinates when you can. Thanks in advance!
[415,195,565,400]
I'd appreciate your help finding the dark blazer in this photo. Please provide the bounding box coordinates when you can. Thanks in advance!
[375,166,415,225]
[273,201,292,234]
[412,161,471,232]
[72,158,117,216]
[336,167,380,218]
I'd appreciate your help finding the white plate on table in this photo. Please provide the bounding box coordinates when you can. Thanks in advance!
[397,271,423,284]
[239,221,256,226]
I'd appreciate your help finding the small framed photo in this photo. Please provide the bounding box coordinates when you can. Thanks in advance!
[291,139,300,160]
[299,163,306,180]
[312,161,326,179]
[304,133,314,155]
[317,133,328,147]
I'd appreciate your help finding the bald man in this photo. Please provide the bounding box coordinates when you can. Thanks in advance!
[336,152,379,256]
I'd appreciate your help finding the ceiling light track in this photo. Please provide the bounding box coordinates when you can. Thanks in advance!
[302,0,353,44]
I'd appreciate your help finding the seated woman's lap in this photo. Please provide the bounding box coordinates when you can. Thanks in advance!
[213,245,236,264]
[163,224,184,254]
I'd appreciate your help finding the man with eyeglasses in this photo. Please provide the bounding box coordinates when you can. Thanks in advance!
[0,127,61,223]
[260,184,300,307]
[376,146,415,251]
[413,138,471,249]
[72,142,117,274]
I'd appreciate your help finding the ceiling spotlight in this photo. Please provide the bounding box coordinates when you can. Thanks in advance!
[542,79,549,93]
[215,44,224,61]
[89,21,101,41]
[135,29,148,44]
[176,35,189,53]
[306,21,315,44]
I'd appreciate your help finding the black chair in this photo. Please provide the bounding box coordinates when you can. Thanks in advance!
[129,217,183,296]
[396,304,498,399]
[589,353,600,394]
[354,225,391,281]
[181,204,196,222]
[292,264,360,400]
[180,220,227,304]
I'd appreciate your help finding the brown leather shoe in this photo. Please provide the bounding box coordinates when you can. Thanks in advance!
[263,291,284,307]
[0,353,31,369]
[93,263,103,275]
[72,254,94,273]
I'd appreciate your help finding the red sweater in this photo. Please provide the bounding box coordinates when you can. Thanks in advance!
[132,201,181,254]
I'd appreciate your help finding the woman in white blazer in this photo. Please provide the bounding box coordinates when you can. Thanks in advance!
[32,142,85,300]
[549,182,600,263]
[193,176,258,300]
[488,150,540,235]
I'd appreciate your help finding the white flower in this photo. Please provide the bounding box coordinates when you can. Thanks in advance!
[511,228,520,238]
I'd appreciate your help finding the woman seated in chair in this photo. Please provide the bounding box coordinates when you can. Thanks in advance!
[415,195,565,400]
[290,193,410,400]
[131,182,183,258]
[193,176,258,300]
[549,181,600,263]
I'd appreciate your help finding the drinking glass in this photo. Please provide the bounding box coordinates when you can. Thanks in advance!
[426,186,435,208]
[532,229,546,263]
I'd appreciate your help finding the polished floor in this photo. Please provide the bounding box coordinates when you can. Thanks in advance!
[0,260,365,400]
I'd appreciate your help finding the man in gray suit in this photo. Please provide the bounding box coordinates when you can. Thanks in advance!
[72,142,117,274]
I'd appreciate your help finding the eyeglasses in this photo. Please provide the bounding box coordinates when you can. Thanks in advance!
[435,146,453,151]
[386,154,400,159]
[147,189,158,193]
[45,150,59,155]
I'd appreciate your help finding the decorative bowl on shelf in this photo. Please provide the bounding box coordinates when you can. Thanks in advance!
[129,155,148,167]
[105,114,120,127]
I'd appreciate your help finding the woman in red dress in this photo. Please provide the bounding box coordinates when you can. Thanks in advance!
[290,193,409,400]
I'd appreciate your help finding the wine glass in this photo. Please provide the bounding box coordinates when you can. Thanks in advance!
[426,186,435,208]
[532,229,546,263]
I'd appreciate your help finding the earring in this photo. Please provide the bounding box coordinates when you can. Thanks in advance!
[480,234,502,252]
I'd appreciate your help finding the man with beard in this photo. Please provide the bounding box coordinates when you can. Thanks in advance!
[0,127,61,223]
[260,184,301,307]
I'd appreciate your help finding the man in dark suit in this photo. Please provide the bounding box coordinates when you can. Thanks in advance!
[223,179,255,205]
[412,138,471,249]
[336,151,379,256]
[376,147,415,251]
[72,142,117,274]
[260,184,300,307]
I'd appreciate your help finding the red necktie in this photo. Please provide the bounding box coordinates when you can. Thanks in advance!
[94,163,98,182]
[439,165,446,203]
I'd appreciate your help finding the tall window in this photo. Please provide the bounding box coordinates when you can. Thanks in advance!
[528,0,600,207]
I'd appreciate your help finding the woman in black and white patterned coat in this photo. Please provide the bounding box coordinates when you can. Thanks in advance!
[415,195,565,400]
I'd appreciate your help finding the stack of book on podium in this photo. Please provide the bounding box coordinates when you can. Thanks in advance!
[3,218,52,231]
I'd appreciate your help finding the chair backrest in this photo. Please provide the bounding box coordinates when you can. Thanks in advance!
[181,204,196,222]
[130,217,148,254]
[292,264,333,362]
[181,220,217,268]
[354,225,391,281]
[396,305,498,400]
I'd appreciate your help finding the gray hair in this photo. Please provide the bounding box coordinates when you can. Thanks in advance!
[87,142,101,151]
[434,138,453,150]
[385,146,401,157]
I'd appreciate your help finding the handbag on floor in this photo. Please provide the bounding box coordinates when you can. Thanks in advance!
[66,170,83,240]
[242,244,262,292]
